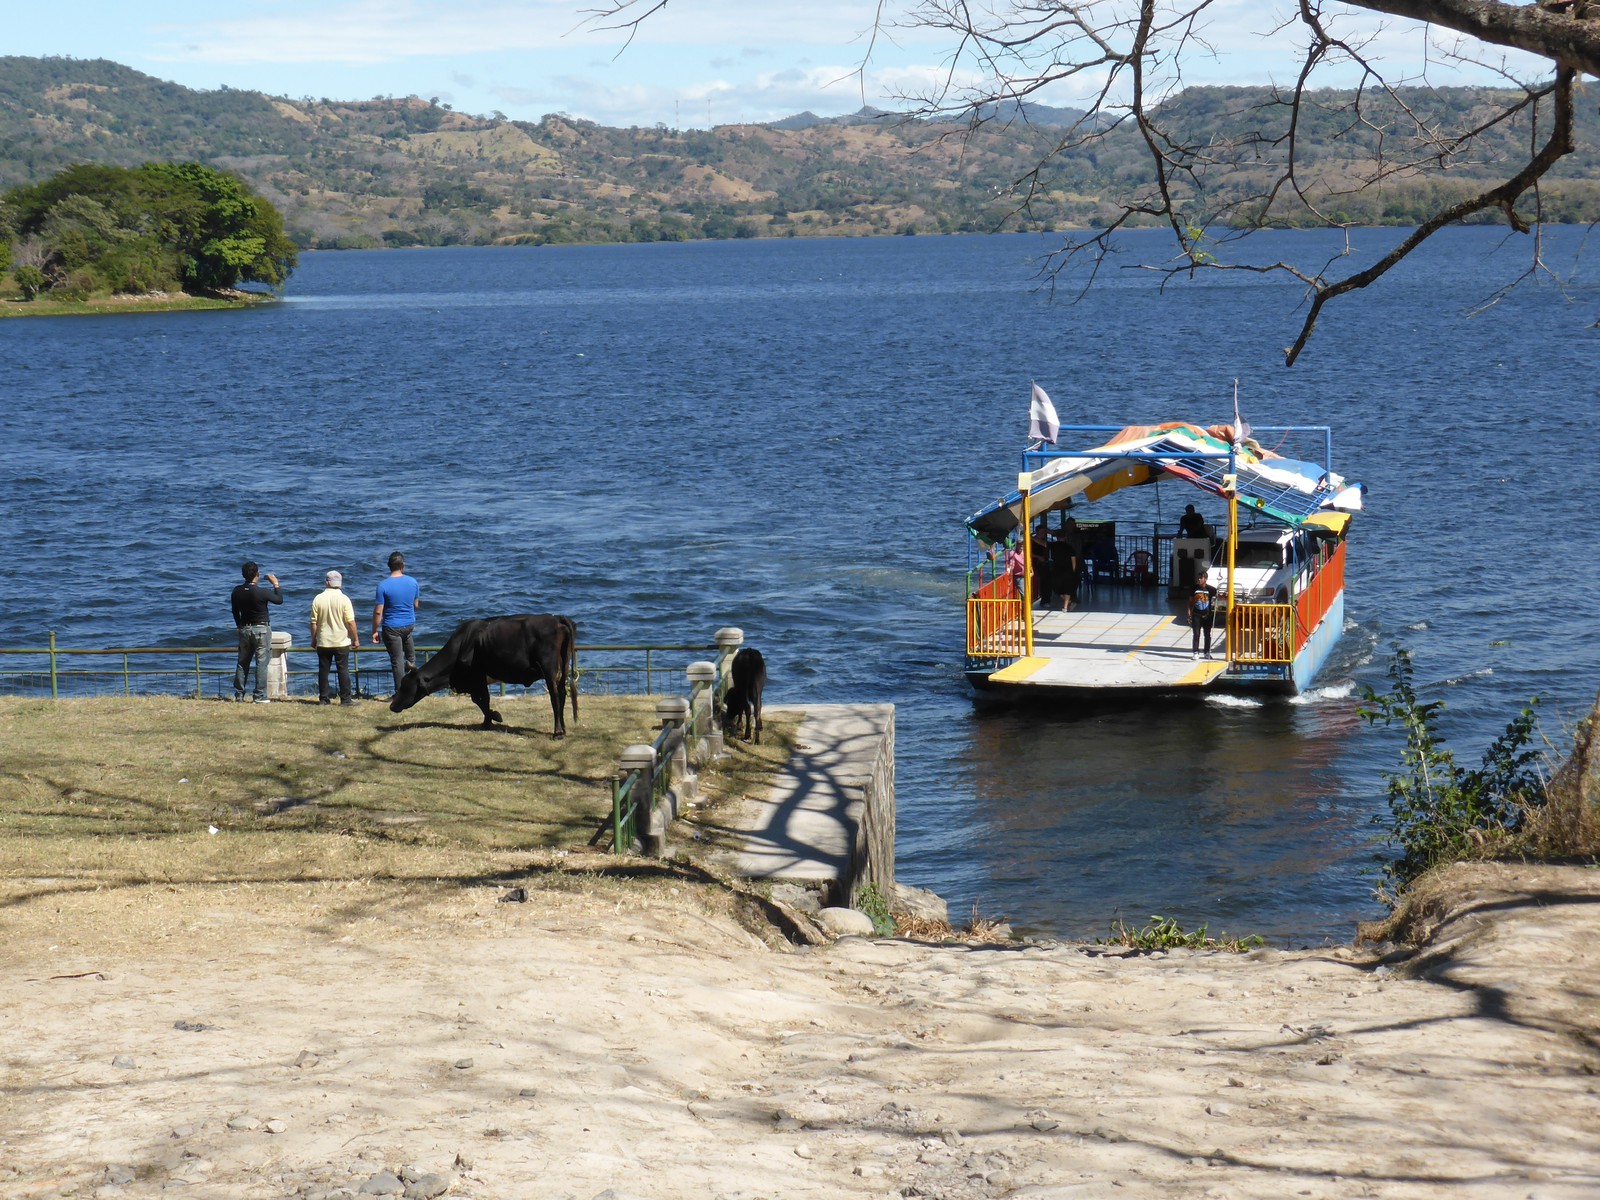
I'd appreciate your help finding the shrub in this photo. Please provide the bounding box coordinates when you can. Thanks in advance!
[1358,645,1544,898]
[853,883,896,936]
[13,264,46,299]
[54,268,99,302]
[1097,914,1264,952]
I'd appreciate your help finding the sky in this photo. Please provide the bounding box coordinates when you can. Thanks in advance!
[8,1,1550,129]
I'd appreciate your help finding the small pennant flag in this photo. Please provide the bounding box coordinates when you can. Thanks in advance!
[1232,382,1252,446]
[1029,382,1060,445]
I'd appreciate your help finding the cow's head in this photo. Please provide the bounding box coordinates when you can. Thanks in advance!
[390,668,427,714]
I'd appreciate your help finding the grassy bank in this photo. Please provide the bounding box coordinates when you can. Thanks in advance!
[0,694,795,888]
[0,290,272,318]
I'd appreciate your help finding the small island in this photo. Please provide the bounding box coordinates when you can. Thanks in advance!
[0,161,296,314]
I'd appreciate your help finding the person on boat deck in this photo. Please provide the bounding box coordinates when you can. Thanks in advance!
[1030,526,1050,605]
[1178,505,1208,539]
[1049,532,1081,611]
[1003,540,1026,598]
[1189,569,1219,660]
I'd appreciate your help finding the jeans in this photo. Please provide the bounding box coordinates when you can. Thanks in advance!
[235,625,271,700]
[381,624,415,693]
[1191,612,1214,655]
[317,646,351,702]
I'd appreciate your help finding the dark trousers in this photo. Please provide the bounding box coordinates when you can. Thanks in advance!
[317,646,352,702]
[234,624,270,700]
[1191,611,1214,654]
[381,624,415,693]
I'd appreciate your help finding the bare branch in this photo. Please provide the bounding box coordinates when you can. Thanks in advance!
[1282,67,1576,363]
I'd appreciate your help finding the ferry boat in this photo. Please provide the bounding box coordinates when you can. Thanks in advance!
[963,411,1364,697]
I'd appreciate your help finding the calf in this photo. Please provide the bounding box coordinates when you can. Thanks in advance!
[719,647,766,744]
[390,613,578,737]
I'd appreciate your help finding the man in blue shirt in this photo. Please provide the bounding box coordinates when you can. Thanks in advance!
[230,560,282,703]
[371,551,420,696]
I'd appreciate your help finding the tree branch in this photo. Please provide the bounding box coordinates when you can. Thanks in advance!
[1357,0,1600,76]
[1282,65,1576,364]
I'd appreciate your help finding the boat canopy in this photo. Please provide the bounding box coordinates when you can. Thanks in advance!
[966,421,1365,543]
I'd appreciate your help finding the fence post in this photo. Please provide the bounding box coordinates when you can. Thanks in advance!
[655,697,691,781]
[612,774,625,852]
[619,743,660,855]
[685,661,720,762]
[713,627,743,705]
[48,631,58,698]
[268,631,293,700]
[123,651,130,696]
[194,651,202,699]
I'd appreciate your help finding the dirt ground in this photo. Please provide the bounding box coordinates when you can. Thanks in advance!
[3,861,1598,1200]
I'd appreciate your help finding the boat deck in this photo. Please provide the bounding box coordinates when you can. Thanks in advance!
[977,589,1230,692]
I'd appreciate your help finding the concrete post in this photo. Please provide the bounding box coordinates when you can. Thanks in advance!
[686,661,721,760]
[268,630,293,700]
[620,743,661,856]
[713,626,744,689]
[655,697,691,781]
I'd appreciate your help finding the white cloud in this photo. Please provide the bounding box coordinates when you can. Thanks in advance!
[145,0,898,66]
[488,58,992,128]
[48,0,1558,129]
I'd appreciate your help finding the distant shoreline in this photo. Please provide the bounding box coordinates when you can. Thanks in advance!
[0,289,276,319]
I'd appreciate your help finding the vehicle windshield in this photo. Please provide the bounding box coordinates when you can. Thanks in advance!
[1232,542,1285,570]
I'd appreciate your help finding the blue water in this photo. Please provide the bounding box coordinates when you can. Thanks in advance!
[4,229,1597,944]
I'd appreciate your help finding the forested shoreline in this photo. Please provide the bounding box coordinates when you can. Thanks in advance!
[3,55,1598,253]
[0,160,296,304]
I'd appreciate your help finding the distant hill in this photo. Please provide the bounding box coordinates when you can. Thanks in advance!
[2,56,1596,249]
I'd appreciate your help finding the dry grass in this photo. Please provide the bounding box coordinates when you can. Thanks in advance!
[0,693,754,887]
[0,292,266,318]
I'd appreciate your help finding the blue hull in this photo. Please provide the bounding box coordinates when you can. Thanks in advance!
[1213,590,1344,696]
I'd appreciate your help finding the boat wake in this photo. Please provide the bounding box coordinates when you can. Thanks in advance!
[1291,681,1355,705]
[1206,693,1264,709]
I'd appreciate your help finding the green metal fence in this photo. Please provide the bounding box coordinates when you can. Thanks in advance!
[605,640,740,854]
[0,633,717,700]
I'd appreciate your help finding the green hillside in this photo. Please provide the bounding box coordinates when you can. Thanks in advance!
[3,56,1596,249]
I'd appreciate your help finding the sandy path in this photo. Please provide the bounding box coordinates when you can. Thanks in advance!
[2,863,1598,1199]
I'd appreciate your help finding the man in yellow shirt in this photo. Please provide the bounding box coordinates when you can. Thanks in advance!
[310,570,361,706]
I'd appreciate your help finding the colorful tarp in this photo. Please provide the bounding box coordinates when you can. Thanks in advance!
[966,422,1364,542]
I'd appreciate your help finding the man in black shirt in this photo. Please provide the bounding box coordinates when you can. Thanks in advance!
[1188,570,1218,660]
[230,560,282,703]
[1178,504,1208,539]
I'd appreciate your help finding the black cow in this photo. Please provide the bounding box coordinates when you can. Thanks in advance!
[390,614,578,736]
[719,647,766,744]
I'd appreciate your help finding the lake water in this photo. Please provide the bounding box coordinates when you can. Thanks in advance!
[4,228,1597,944]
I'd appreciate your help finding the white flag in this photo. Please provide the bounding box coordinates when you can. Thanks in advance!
[1232,382,1252,446]
[1029,382,1060,445]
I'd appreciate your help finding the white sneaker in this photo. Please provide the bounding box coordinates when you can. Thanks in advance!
[253,698,270,704]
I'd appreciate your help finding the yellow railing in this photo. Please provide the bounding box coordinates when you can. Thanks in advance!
[966,596,1026,658]
[1227,603,1294,664]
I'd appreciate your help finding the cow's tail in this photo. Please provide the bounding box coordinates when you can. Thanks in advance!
[561,615,579,725]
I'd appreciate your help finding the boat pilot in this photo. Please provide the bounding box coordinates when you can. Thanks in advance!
[1178,504,1207,539]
